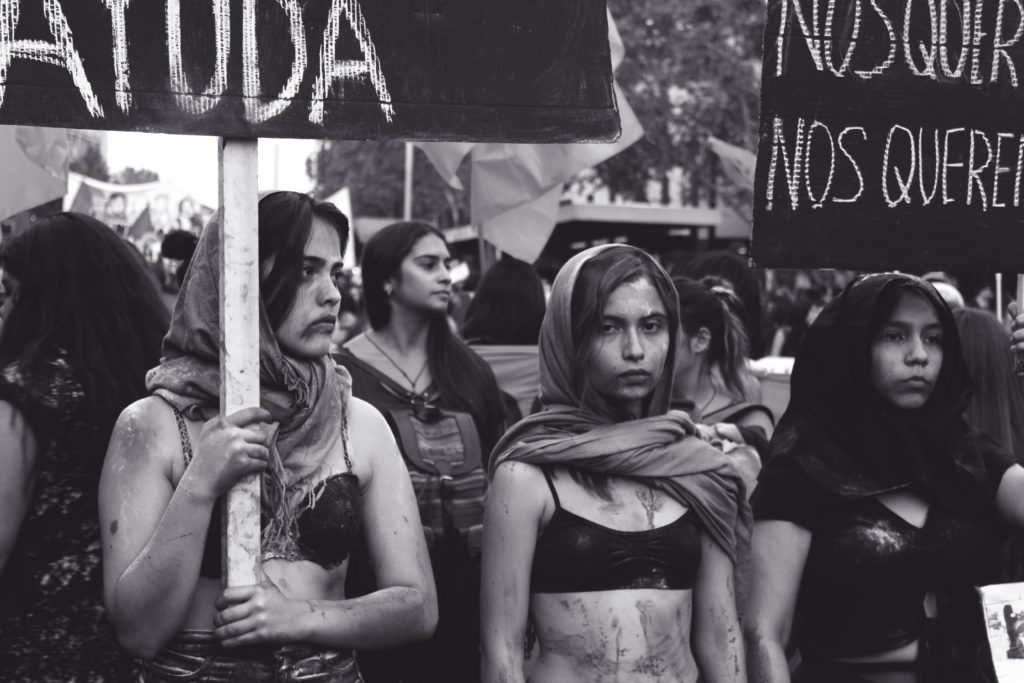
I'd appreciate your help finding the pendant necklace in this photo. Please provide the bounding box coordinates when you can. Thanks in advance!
[364,332,428,393]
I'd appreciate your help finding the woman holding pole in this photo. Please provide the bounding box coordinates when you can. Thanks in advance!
[100,191,436,681]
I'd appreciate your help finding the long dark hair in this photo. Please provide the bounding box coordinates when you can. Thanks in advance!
[258,191,350,330]
[953,307,1024,462]
[673,275,751,400]
[568,247,679,497]
[0,212,169,451]
[460,258,546,345]
[682,250,765,359]
[361,221,508,455]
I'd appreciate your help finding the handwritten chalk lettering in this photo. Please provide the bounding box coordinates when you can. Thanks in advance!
[0,0,395,125]
[167,0,230,115]
[766,116,807,210]
[767,116,870,210]
[824,0,862,76]
[102,0,131,113]
[967,129,993,208]
[942,127,966,204]
[991,0,1024,86]
[775,0,1024,87]
[939,0,972,77]
[883,124,917,206]
[805,120,837,207]
[917,128,941,204]
[243,0,308,124]
[764,118,1024,212]
[992,131,1015,206]
[855,0,898,77]
[1015,135,1024,205]
[903,0,938,77]
[835,127,867,202]
[777,0,824,75]
[310,0,394,125]
[0,0,103,116]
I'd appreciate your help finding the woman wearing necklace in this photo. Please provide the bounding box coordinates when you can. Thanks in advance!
[334,221,515,683]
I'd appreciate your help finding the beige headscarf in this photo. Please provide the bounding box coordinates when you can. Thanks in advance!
[145,214,352,559]
[490,245,751,564]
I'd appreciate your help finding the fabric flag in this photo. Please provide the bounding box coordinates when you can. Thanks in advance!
[0,125,69,221]
[708,137,757,192]
[416,10,644,263]
[129,205,154,240]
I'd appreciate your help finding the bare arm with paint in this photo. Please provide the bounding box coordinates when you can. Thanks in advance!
[99,397,271,658]
[481,461,547,683]
[743,520,812,683]
[691,531,746,683]
[211,397,437,649]
[0,401,39,575]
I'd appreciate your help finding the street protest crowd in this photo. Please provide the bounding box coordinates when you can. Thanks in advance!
[5,195,1024,683]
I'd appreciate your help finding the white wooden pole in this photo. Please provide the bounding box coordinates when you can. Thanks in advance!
[403,142,414,220]
[219,137,262,586]
[996,273,1003,323]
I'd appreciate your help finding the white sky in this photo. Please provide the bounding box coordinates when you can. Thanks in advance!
[105,132,320,208]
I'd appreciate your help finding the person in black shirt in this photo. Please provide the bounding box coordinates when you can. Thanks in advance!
[746,273,1024,683]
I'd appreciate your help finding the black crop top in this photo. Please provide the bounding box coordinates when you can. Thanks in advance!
[170,406,362,579]
[530,468,702,593]
[753,449,1014,662]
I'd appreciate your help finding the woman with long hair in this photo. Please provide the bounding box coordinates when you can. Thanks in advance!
[460,257,547,416]
[460,257,546,346]
[100,192,436,681]
[954,307,1024,583]
[672,276,775,439]
[482,245,749,683]
[953,307,1024,460]
[334,221,513,682]
[746,273,1024,683]
[0,213,169,680]
[682,250,767,359]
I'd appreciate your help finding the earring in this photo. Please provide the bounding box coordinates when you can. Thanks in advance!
[384,284,393,296]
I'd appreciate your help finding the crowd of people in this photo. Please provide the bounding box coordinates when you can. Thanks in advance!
[2,193,1024,683]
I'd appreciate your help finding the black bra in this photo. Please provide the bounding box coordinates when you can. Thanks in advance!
[530,468,702,593]
[170,405,362,578]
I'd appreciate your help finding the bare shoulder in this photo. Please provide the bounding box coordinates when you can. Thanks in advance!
[106,396,181,475]
[490,461,549,507]
[0,399,31,437]
[346,396,400,481]
[348,395,390,433]
[492,459,544,487]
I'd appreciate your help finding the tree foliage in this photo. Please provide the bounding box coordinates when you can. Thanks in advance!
[307,1,766,217]
[308,140,469,227]
[69,144,110,182]
[599,0,764,205]
[110,166,160,184]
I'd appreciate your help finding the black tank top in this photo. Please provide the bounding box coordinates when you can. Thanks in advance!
[530,468,702,593]
[170,405,362,578]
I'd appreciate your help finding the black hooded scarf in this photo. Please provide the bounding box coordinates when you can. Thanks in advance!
[762,272,999,513]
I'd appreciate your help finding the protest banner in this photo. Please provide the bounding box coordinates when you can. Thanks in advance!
[3,0,620,585]
[0,0,620,142]
[753,0,1024,270]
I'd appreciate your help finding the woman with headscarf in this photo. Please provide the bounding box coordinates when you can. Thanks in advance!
[99,192,436,681]
[481,245,750,683]
[745,273,1024,683]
